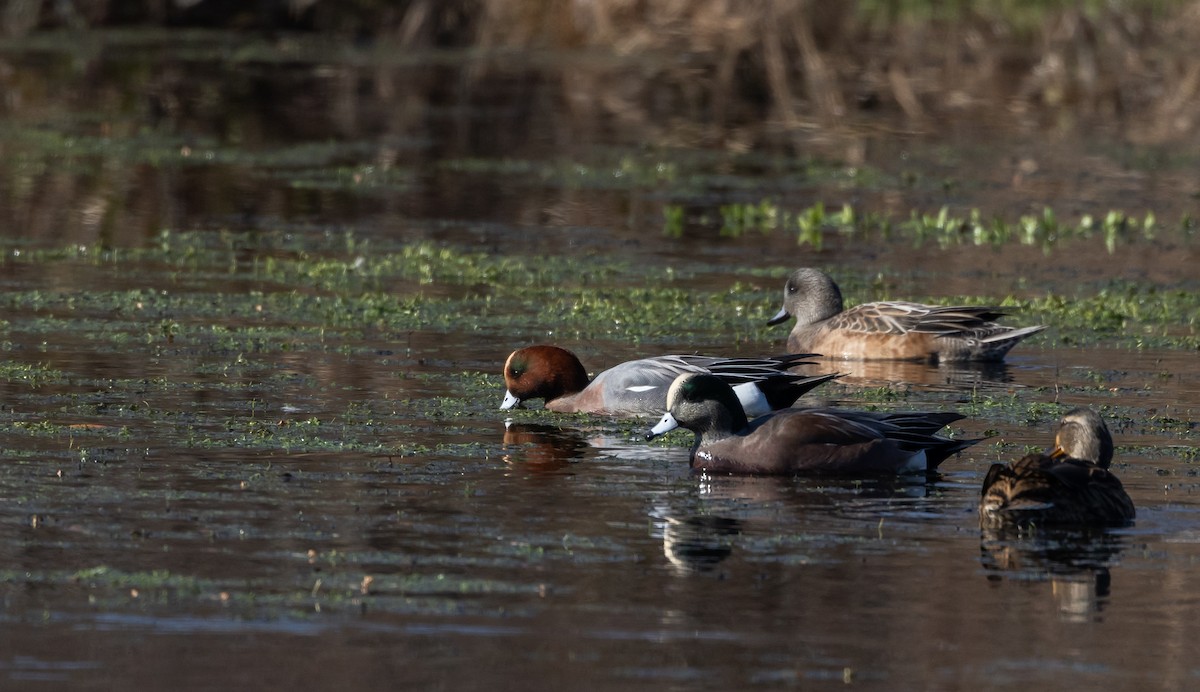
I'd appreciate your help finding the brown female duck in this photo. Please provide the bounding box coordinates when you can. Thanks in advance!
[979,408,1135,527]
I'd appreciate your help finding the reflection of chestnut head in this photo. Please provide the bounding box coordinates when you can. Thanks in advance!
[501,421,589,471]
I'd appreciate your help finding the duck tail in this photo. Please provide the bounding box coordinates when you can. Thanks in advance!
[877,410,966,437]
[754,372,841,410]
[924,436,983,469]
[980,323,1049,345]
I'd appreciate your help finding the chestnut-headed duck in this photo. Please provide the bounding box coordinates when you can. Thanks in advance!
[500,344,837,419]
[767,268,1047,362]
[646,373,977,476]
[980,408,1134,527]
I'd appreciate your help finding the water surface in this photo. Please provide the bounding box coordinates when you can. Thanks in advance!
[0,28,1197,691]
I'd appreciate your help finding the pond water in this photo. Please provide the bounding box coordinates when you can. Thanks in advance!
[0,29,1198,691]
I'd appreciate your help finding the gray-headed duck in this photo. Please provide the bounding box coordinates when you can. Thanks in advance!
[767,268,1046,362]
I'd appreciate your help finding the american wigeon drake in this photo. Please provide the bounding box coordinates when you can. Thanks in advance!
[767,268,1047,362]
[645,373,978,475]
[980,408,1135,527]
[501,345,838,418]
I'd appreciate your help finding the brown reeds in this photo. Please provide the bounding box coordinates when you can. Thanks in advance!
[452,0,1200,145]
[5,2,1200,143]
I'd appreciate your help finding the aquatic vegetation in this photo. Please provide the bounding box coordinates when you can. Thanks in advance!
[0,361,66,387]
[667,201,1182,256]
[0,213,1190,490]
[2,226,1197,371]
[443,154,679,191]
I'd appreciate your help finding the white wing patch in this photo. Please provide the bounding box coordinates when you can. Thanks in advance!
[626,385,659,393]
[902,449,928,473]
[732,382,769,418]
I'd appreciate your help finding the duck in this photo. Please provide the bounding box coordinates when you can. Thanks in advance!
[501,345,838,418]
[766,267,1047,362]
[979,408,1135,527]
[645,373,977,475]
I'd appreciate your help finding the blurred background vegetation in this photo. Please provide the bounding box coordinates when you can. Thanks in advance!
[4,0,1198,145]
[1,0,1197,248]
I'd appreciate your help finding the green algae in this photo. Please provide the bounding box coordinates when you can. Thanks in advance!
[0,361,67,387]
[0,120,417,182]
[0,218,1194,468]
[669,200,1188,255]
[443,154,680,191]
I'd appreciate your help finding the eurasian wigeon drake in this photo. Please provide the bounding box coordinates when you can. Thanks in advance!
[767,267,1047,362]
[979,408,1135,527]
[645,373,978,476]
[500,345,837,419]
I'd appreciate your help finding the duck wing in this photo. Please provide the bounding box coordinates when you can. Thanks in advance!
[980,454,1135,526]
[669,353,822,383]
[830,301,1009,336]
[591,354,821,412]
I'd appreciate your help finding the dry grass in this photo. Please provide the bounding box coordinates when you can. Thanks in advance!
[450,0,1200,145]
[6,1,1200,143]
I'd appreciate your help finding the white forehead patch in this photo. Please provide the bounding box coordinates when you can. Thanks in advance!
[665,374,693,409]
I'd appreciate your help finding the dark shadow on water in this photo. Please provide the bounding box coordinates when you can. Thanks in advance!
[979,526,1127,622]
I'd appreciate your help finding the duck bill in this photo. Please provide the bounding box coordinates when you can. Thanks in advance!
[766,306,791,326]
[500,390,522,410]
[1048,431,1070,458]
[646,412,680,440]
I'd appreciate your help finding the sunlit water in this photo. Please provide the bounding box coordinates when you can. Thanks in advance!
[0,29,1197,691]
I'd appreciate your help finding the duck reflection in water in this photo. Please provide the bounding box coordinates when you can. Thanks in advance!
[980,525,1125,623]
[834,358,1015,391]
[657,514,743,575]
[502,421,591,473]
[653,474,937,576]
